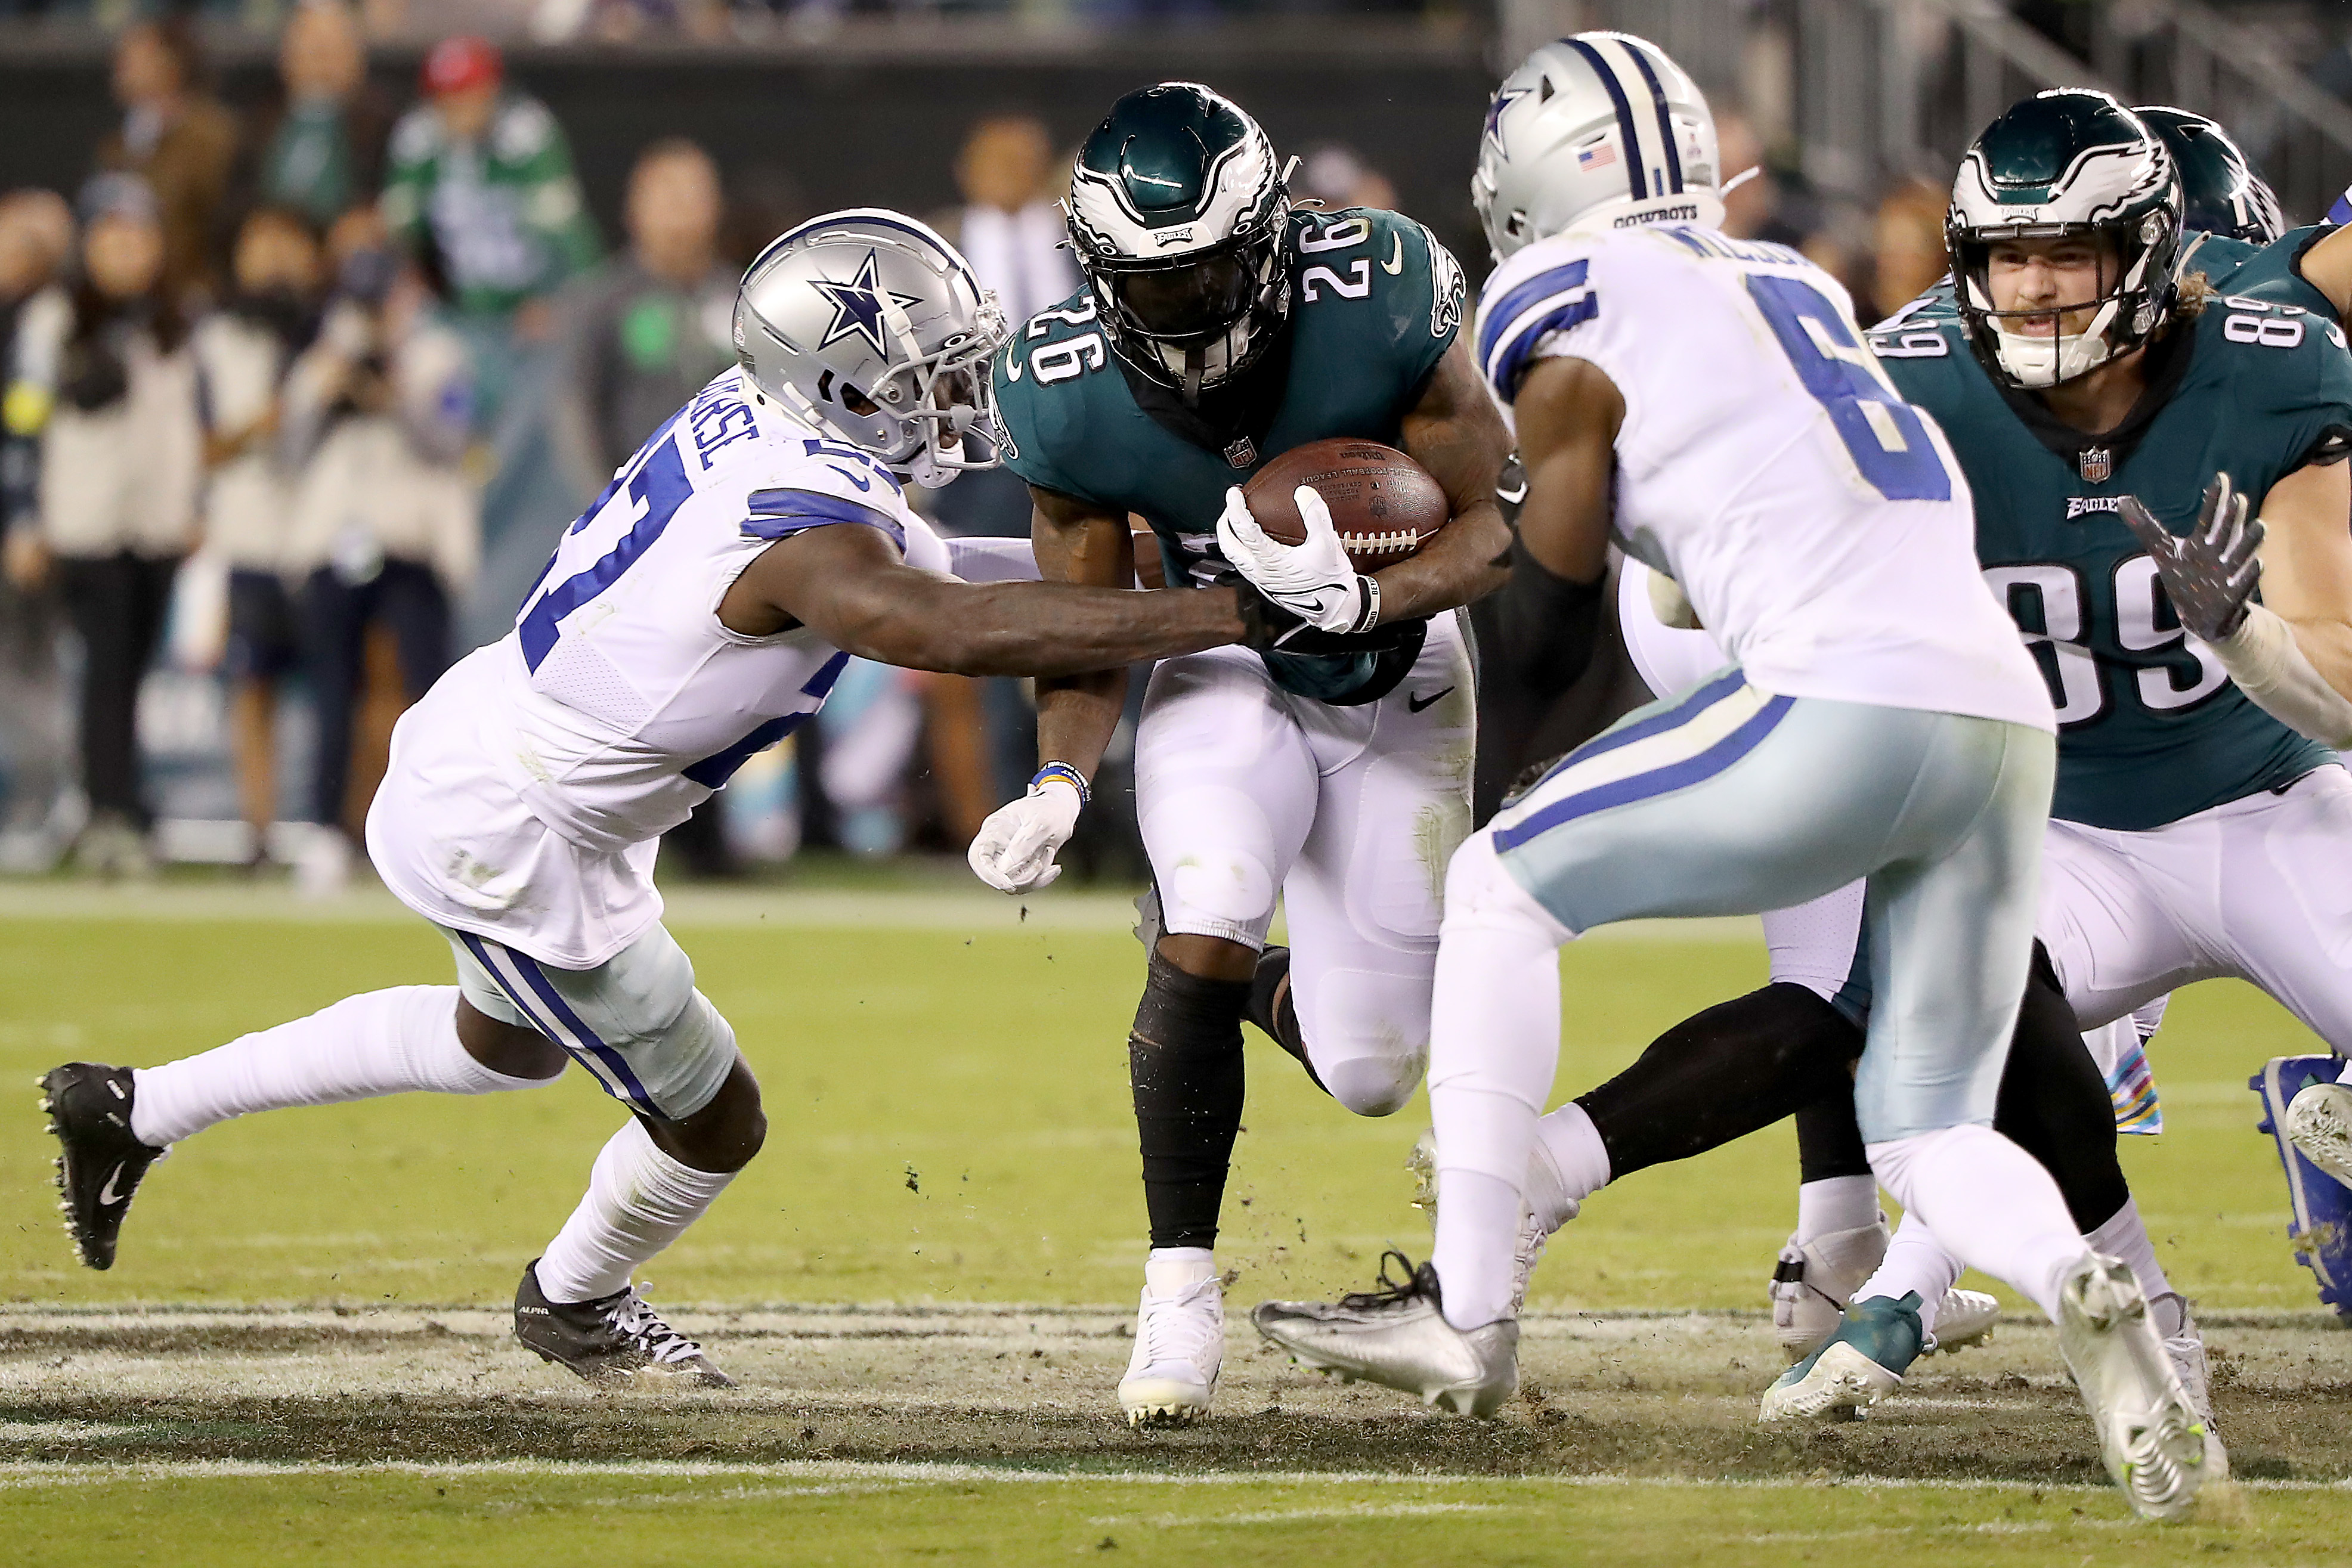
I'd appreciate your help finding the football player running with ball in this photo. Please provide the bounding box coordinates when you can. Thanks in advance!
[1248,38,2213,1521]
[970,83,1511,1427]
[38,211,1279,1386]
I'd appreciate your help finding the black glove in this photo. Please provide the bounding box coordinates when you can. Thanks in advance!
[2118,475,2263,643]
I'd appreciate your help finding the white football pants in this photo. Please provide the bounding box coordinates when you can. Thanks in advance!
[1134,612,1475,1117]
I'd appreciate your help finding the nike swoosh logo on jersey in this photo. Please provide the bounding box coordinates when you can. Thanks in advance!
[1382,233,1404,275]
[1407,686,1454,712]
[98,1163,128,1206]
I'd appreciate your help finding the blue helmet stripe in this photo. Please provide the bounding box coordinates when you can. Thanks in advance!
[1621,41,1685,193]
[1561,36,1648,202]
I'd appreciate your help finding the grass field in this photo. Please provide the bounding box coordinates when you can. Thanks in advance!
[4,875,2350,1563]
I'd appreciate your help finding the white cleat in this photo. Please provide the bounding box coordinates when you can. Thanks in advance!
[2160,1301,2229,1481]
[1252,1252,1518,1417]
[1404,1128,1576,1317]
[2283,1081,2352,1190]
[1758,1340,1905,1422]
[1769,1217,1999,1361]
[1117,1274,1223,1428]
[1928,1288,2001,1355]
[2056,1254,2209,1522]
[1769,1216,1889,1360]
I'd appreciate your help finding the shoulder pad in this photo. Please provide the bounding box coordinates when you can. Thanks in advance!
[1475,237,1598,402]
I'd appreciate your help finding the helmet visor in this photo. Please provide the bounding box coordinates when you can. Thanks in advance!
[1109,251,1260,342]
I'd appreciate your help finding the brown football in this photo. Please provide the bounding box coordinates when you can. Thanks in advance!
[1241,438,1450,572]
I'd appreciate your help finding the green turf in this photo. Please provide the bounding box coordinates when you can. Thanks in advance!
[2,1465,2339,1567]
[0,909,2331,1313]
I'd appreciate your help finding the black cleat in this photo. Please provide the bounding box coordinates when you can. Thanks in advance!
[515,1259,734,1387]
[39,1063,166,1271]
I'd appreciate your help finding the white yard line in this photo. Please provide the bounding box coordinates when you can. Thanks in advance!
[0,879,1762,942]
[0,1457,2345,1492]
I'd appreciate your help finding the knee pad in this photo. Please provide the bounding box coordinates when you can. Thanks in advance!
[563,931,737,1121]
[1298,965,1432,1117]
[1156,843,1280,944]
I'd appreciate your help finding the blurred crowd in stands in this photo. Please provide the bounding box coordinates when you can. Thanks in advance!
[0,1,1960,890]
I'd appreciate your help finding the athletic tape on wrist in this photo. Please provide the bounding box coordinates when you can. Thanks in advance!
[1351,575,1382,636]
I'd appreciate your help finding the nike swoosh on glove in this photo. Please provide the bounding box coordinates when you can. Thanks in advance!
[1215,484,1381,636]
[967,777,1084,893]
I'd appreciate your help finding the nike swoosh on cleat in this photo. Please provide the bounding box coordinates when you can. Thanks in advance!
[1407,687,1454,713]
[1382,232,1404,275]
[97,1164,128,1206]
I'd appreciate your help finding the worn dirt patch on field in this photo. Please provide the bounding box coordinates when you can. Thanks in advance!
[6,1304,2351,1485]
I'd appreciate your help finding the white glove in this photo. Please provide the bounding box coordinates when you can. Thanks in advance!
[1215,484,1380,636]
[967,775,1084,893]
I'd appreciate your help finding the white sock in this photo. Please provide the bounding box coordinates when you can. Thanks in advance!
[2085,1198,2183,1338]
[130,986,553,1147]
[1533,1101,1610,1221]
[1144,1247,1215,1297]
[1855,1209,1964,1336]
[1427,833,1569,1331]
[1796,1175,1881,1245]
[535,1119,738,1304]
[1867,1124,2087,1319]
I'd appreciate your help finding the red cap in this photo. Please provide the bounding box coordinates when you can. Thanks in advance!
[420,35,502,97]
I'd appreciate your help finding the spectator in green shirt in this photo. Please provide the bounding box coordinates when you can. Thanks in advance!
[379,35,598,331]
[381,35,598,651]
[242,0,391,234]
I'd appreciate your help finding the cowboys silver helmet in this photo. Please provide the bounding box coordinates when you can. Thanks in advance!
[1947,91,2181,390]
[1065,82,1290,402]
[735,209,1007,488]
[1473,33,1723,262]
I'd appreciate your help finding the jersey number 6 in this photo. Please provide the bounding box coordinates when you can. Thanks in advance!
[1745,273,1952,504]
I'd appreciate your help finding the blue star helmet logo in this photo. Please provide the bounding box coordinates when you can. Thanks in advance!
[812,250,924,358]
[1484,86,1530,162]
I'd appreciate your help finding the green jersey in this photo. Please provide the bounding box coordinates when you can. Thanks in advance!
[992,206,1466,703]
[381,94,601,319]
[1870,289,2352,830]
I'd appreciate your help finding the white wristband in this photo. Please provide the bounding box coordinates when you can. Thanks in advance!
[2208,603,2352,750]
[1351,575,1382,635]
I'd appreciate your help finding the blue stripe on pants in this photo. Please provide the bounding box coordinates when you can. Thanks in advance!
[1494,687,1793,853]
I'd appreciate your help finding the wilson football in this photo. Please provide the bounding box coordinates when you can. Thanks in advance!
[1240,439,1450,572]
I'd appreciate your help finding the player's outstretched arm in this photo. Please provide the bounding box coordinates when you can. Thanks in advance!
[2128,463,2352,749]
[721,516,1248,680]
[1383,338,1514,621]
[2294,225,2352,321]
[1488,354,1623,696]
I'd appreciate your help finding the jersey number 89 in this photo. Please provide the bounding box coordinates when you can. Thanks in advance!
[1986,558,2227,727]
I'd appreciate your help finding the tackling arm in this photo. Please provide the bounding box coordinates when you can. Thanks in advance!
[1490,354,1624,696]
[721,516,1243,680]
[1382,337,1515,619]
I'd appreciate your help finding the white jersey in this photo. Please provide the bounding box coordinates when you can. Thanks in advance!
[369,367,949,966]
[1477,225,2051,733]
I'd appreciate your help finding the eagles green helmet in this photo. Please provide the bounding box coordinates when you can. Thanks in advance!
[1947,89,2181,390]
[1064,82,1290,402]
[2135,106,2283,244]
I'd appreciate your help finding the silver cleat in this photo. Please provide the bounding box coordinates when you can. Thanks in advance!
[1251,1251,1518,1417]
[2057,1254,2209,1522]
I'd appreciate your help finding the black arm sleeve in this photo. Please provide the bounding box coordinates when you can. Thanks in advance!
[1486,534,1604,701]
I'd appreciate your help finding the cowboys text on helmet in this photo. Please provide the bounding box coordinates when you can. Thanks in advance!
[1472,31,1724,262]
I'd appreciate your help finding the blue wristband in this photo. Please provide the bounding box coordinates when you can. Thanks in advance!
[1030,762,1090,807]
